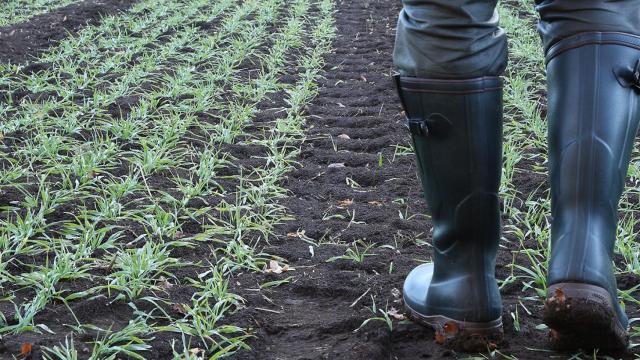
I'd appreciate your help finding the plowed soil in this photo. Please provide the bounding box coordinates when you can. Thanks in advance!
[1,0,639,359]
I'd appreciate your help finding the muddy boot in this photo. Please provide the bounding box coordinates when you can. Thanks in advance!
[395,75,504,351]
[543,32,640,351]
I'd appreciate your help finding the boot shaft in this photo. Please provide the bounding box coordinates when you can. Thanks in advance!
[396,76,503,322]
[396,76,503,261]
[547,33,640,226]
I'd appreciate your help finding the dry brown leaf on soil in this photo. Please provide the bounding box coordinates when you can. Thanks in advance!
[337,134,350,139]
[387,307,405,320]
[172,303,188,315]
[554,287,565,303]
[20,342,32,357]
[287,229,305,238]
[158,276,173,290]
[367,200,383,206]
[287,229,316,244]
[264,260,294,274]
[337,199,353,206]
[444,321,459,335]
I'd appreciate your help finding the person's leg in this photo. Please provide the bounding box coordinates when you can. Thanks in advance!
[535,0,640,53]
[393,0,507,351]
[394,0,507,78]
[537,0,640,350]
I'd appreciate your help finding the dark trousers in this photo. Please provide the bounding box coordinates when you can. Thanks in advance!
[393,0,640,78]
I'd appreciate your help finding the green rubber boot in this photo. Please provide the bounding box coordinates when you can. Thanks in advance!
[395,75,504,350]
[543,32,640,351]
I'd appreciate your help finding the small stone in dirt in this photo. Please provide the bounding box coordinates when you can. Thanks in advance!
[264,260,294,274]
[189,348,205,356]
[391,287,401,299]
[338,133,350,139]
[337,199,353,206]
[328,163,345,168]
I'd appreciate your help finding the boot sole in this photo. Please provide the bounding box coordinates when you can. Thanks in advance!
[543,282,628,350]
[404,301,503,352]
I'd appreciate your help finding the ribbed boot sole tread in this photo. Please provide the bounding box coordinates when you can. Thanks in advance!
[404,302,503,352]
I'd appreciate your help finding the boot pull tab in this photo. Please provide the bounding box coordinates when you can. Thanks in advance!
[613,58,640,92]
[392,73,408,111]
[409,113,452,137]
[393,73,430,137]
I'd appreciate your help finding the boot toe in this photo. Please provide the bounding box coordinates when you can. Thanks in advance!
[403,262,434,315]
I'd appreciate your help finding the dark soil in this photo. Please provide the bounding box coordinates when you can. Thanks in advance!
[1,0,639,359]
[0,0,138,64]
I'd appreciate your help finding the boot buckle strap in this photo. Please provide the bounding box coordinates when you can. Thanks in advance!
[615,58,640,91]
[394,73,430,136]
[632,58,640,90]
[407,118,429,136]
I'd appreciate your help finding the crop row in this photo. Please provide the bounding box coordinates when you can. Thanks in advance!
[0,0,336,357]
[0,0,78,27]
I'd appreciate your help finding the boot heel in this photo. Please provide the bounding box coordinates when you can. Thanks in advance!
[405,302,503,352]
[543,283,628,350]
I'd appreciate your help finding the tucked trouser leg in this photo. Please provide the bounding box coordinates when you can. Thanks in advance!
[538,0,640,351]
[535,0,640,52]
[393,0,508,78]
[393,0,506,351]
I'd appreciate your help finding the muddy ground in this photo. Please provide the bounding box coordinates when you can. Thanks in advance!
[0,0,639,359]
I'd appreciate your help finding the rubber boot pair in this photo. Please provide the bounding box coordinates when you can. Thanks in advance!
[397,32,640,351]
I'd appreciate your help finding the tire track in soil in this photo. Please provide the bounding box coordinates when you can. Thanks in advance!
[0,0,138,64]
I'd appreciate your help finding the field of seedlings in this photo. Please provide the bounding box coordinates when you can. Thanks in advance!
[1,0,640,359]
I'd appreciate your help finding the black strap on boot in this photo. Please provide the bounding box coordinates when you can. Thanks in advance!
[394,74,429,136]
